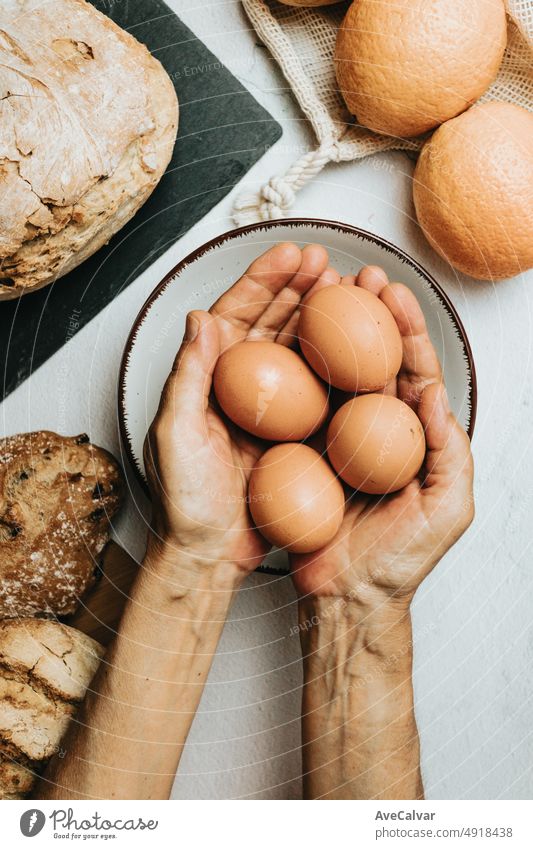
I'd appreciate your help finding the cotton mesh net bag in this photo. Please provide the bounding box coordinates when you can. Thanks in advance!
[233,0,533,226]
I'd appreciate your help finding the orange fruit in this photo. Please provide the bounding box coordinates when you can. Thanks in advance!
[335,0,507,138]
[413,102,533,281]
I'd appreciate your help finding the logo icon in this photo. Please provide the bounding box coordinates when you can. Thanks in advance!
[20,810,46,837]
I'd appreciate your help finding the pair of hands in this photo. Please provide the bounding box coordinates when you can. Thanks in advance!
[144,243,474,612]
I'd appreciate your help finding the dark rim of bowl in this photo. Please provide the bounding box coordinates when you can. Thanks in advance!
[118,217,477,497]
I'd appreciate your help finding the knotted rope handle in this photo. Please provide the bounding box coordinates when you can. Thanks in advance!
[232,139,339,226]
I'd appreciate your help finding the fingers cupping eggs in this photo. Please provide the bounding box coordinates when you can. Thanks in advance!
[211,277,427,553]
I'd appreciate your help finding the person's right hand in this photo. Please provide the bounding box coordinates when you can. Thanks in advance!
[143,242,340,586]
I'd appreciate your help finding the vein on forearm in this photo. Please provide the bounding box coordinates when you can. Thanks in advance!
[37,561,237,800]
[298,597,423,800]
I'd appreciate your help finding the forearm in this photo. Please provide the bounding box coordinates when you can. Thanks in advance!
[299,597,423,800]
[37,551,239,800]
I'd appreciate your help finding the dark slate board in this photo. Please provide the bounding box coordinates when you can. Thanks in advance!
[0,0,281,399]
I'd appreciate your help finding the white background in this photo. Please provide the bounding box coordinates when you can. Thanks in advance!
[2,0,533,800]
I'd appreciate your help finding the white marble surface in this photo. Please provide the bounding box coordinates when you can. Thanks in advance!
[2,0,533,800]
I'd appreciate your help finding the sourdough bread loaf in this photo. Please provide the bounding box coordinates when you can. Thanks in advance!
[0,0,179,298]
[0,431,125,618]
[0,618,103,799]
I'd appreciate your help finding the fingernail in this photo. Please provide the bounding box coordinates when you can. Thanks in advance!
[185,313,199,342]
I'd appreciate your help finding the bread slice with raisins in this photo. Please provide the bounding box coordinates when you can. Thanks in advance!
[0,431,124,618]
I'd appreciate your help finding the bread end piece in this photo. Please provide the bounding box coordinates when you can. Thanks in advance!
[0,618,103,799]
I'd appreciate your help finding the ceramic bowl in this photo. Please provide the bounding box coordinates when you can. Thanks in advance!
[119,219,476,572]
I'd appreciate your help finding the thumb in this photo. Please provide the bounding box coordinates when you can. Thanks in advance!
[419,382,474,520]
[157,310,220,435]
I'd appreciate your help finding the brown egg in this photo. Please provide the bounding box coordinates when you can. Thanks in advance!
[213,341,329,441]
[327,394,426,494]
[298,284,402,392]
[248,443,345,553]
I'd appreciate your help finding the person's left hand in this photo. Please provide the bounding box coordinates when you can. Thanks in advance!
[144,242,340,585]
[291,266,474,614]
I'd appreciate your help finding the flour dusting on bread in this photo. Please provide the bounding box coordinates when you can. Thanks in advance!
[0,0,178,298]
[0,431,125,617]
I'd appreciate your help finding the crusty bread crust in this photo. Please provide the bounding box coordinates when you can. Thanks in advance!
[0,618,103,799]
[0,0,179,298]
[0,431,125,618]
